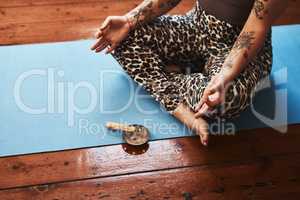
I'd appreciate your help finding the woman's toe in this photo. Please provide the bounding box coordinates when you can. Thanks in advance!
[200,132,209,146]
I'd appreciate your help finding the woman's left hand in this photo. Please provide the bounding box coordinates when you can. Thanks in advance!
[194,70,232,118]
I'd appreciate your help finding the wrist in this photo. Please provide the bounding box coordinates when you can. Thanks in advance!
[219,67,236,84]
[124,14,136,31]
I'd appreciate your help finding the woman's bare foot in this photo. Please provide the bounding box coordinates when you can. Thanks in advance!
[172,103,209,146]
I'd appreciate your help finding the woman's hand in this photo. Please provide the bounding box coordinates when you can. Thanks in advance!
[193,0,289,119]
[91,16,131,54]
[194,69,233,118]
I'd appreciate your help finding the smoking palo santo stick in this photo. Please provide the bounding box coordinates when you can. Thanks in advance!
[106,122,136,132]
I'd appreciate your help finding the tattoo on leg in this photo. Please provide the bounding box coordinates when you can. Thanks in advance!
[254,0,268,20]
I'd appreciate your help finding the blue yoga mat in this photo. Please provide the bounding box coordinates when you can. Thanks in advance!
[0,25,300,157]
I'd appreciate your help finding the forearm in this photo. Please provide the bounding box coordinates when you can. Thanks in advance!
[221,0,288,82]
[125,0,181,29]
[221,26,268,82]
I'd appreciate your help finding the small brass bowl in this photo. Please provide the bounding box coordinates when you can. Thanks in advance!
[106,122,150,146]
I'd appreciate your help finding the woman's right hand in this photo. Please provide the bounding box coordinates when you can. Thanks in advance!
[91,15,132,54]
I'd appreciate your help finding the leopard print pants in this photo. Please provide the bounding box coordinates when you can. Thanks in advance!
[111,1,272,119]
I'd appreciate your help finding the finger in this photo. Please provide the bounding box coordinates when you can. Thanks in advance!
[95,42,109,53]
[195,99,205,112]
[206,92,222,107]
[196,103,214,118]
[91,38,101,50]
[195,103,209,118]
[207,85,219,94]
[195,91,209,111]
[205,106,218,118]
[196,88,214,111]
[100,26,109,37]
[95,30,103,39]
[196,118,209,146]
[200,131,209,146]
[204,82,223,107]
[91,37,107,50]
[100,17,111,30]
[105,43,118,54]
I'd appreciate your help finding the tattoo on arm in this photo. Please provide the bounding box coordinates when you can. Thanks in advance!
[131,0,155,26]
[224,57,234,69]
[224,31,255,69]
[254,0,269,20]
[223,0,284,73]
[129,0,181,28]
[233,31,255,51]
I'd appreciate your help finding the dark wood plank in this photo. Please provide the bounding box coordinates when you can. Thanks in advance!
[0,153,299,200]
[0,19,100,45]
[0,133,253,189]
[0,0,299,45]
[0,0,148,8]
[1,0,188,25]
[0,125,300,190]
[0,0,298,25]
[0,1,194,45]
[275,0,300,25]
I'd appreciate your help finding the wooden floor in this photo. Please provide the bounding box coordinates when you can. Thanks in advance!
[1,0,300,199]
